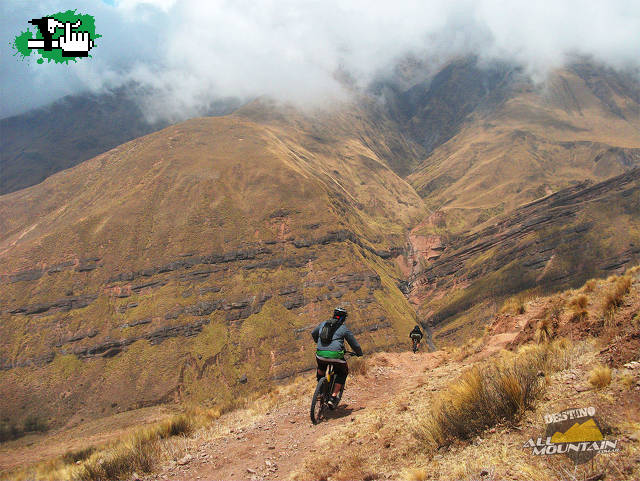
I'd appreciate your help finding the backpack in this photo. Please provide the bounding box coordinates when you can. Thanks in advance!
[320,319,340,344]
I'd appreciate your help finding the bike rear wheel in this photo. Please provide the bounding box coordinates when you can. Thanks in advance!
[310,377,329,424]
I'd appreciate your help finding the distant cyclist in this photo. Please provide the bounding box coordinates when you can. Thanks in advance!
[311,307,363,408]
[410,324,423,352]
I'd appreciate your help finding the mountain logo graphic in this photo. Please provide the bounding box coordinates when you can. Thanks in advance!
[523,406,620,465]
[550,418,604,444]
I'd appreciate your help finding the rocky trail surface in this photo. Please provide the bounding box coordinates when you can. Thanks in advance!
[144,349,451,481]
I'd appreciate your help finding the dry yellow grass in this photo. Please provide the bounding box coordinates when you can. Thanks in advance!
[568,295,589,322]
[588,365,612,389]
[535,318,555,344]
[583,279,597,293]
[619,372,635,390]
[414,341,571,449]
[349,356,369,377]
[547,296,566,320]
[601,275,632,318]
[448,336,484,362]
[405,467,428,481]
[501,295,526,315]
[569,294,589,309]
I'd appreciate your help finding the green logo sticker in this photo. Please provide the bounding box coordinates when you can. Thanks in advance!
[12,10,100,64]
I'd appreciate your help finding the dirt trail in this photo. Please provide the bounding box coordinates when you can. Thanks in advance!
[147,312,531,481]
[150,350,449,481]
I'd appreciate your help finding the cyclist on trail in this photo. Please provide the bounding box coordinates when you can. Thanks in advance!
[410,324,423,352]
[311,307,363,409]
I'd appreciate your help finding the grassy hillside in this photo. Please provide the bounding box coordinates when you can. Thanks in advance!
[0,108,423,431]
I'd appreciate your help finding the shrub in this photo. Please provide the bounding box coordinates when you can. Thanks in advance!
[0,420,20,442]
[588,365,612,389]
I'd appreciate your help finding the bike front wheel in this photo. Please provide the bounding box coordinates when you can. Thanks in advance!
[310,377,329,424]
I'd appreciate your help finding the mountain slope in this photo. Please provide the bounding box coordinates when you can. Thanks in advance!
[407,63,640,223]
[0,88,239,195]
[407,168,640,343]
[0,105,424,430]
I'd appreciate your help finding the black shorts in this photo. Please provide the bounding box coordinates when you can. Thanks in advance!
[316,355,349,384]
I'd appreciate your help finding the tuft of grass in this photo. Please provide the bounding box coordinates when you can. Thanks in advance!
[619,372,635,390]
[73,433,159,481]
[568,296,588,322]
[153,414,193,439]
[67,413,195,481]
[349,356,369,377]
[569,294,588,309]
[414,341,571,449]
[501,296,526,315]
[535,318,555,344]
[405,468,428,481]
[62,447,96,465]
[450,337,483,361]
[547,295,566,320]
[588,365,612,389]
[601,275,632,318]
[583,279,597,293]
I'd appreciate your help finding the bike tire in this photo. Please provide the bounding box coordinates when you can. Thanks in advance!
[310,377,329,424]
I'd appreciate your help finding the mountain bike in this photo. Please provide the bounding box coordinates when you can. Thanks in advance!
[411,334,422,353]
[310,351,357,425]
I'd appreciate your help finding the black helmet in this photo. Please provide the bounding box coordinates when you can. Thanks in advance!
[333,307,347,321]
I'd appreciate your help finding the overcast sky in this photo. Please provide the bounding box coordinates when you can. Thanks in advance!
[1,0,639,120]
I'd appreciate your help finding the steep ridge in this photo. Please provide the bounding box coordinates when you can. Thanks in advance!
[408,168,640,342]
[0,105,424,430]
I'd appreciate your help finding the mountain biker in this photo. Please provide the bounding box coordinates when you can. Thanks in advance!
[410,324,423,352]
[311,307,363,409]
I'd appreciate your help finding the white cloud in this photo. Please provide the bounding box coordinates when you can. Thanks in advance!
[1,0,639,119]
